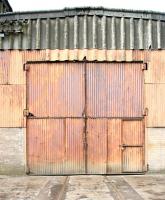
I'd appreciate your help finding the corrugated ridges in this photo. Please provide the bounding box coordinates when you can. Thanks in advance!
[107,119,122,173]
[145,84,165,127]
[28,63,85,117]
[122,120,144,172]
[87,119,107,174]
[0,15,165,50]
[86,63,143,118]
[0,0,12,13]
[145,51,165,83]
[27,119,85,175]
[0,85,26,127]
[0,51,10,84]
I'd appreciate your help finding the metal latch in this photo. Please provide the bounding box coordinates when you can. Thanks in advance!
[143,108,148,116]
[23,64,30,71]
[119,144,126,151]
[120,144,143,151]
[142,63,148,70]
[23,109,29,117]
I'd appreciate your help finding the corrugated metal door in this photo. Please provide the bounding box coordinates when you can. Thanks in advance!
[86,63,144,174]
[27,63,86,175]
[122,120,144,173]
[27,62,144,175]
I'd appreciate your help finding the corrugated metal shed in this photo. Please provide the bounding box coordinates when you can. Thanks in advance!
[0,7,165,50]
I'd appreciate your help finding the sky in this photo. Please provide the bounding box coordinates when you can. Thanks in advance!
[8,0,165,13]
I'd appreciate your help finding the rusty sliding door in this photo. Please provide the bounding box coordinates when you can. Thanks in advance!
[27,63,86,175]
[26,61,144,175]
[86,63,144,118]
[86,63,144,174]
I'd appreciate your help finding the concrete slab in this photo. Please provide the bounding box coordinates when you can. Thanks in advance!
[105,176,143,200]
[0,176,66,200]
[0,175,165,200]
[124,175,165,200]
[65,176,114,200]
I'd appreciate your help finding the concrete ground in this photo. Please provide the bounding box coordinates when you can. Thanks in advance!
[0,175,165,200]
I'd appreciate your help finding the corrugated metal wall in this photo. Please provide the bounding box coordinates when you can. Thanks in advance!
[0,85,26,127]
[0,0,12,13]
[0,49,165,174]
[1,11,165,50]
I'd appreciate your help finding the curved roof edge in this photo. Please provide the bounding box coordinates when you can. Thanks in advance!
[0,7,165,21]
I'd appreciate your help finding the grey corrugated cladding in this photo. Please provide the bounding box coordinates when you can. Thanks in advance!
[0,7,165,50]
[0,0,13,13]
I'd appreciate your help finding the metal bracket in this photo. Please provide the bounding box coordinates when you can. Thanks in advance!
[23,109,29,117]
[26,165,30,174]
[142,63,148,70]
[23,64,30,71]
[143,108,148,116]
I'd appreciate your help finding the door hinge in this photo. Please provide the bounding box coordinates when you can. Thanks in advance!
[147,164,149,172]
[142,63,148,70]
[26,165,30,174]
[143,108,148,116]
[23,109,29,117]
[23,64,30,71]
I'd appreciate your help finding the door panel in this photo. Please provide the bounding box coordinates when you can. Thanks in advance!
[27,63,86,175]
[107,119,122,174]
[122,120,144,172]
[107,119,144,173]
[27,63,85,117]
[87,119,107,174]
[86,63,143,118]
[122,147,143,172]
[27,119,85,175]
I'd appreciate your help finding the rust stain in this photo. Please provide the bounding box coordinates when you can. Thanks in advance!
[27,119,85,175]
[122,120,144,172]
[87,119,107,174]
[9,51,25,84]
[0,51,10,84]
[108,119,122,174]
[0,85,26,127]
[27,62,85,117]
[22,50,46,63]
[145,51,165,83]
[86,63,143,118]
[145,84,165,127]
[0,49,150,175]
